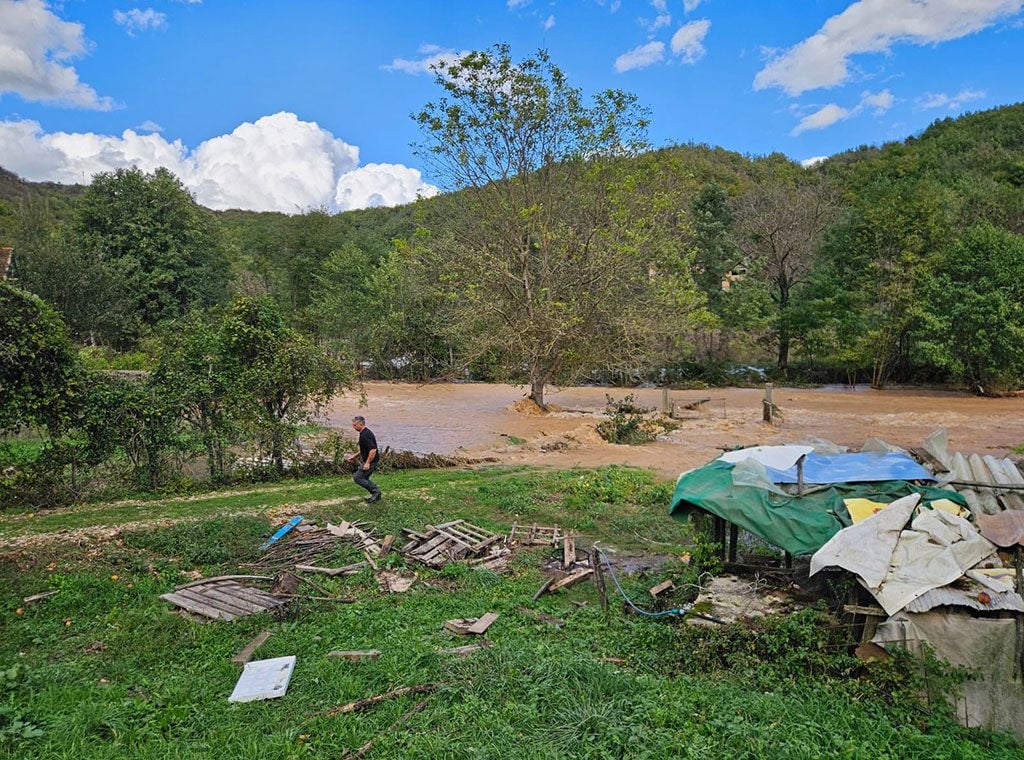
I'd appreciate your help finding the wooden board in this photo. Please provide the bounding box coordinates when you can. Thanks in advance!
[467,612,499,635]
[548,568,593,593]
[233,631,272,666]
[161,579,285,621]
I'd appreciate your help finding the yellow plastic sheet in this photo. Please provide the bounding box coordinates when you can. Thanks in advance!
[844,498,889,524]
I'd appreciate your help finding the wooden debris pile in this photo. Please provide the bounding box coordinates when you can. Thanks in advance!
[507,523,566,546]
[400,520,503,568]
[242,519,381,571]
[160,575,287,621]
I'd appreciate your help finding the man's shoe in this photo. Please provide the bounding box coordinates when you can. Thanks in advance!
[366,493,381,505]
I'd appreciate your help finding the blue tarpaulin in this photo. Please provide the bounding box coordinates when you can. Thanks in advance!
[765,452,935,485]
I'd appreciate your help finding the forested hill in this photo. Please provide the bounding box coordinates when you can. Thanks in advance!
[3,102,1024,391]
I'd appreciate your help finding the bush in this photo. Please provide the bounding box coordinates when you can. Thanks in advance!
[596,394,662,444]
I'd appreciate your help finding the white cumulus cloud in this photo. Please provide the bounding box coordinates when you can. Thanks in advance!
[755,0,1024,96]
[790,89,894,135]
[683,0,703,11]
[614,41,665,72]
[0,112,437,213]
[801,156,829,167]
[543,14,555,30]
[113,8,167,35]
[135,120,163,133]
[0,0,113,110]
[670,19,710,63]
[385,44,471,76]
[917,88,986,110]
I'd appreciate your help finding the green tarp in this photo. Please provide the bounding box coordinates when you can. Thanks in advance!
[669,460,966,556]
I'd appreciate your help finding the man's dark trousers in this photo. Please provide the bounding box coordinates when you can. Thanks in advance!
[353,460,380,499]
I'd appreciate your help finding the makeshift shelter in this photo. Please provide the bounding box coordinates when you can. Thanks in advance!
[669,446,960,556]
[670,435,1024,740]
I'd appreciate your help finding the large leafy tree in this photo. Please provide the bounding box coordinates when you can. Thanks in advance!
[71,167,230,345]
[220,297,349,473]
[918,224,1024,393]
[731,163,840,370]
[0,282,79,435]
[413,45,704,407]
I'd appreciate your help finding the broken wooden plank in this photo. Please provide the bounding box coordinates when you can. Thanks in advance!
[174,575,274,591]
[648,579,676,598]
[467,612,499,635]
[294,562,368,576]
[160,592,235,621]
[259,516,304,551]
[327,650,382,661]
[518,607,565,628]
[531,577,555,601]
[443,618,476,635]
[548,568,593,593]
[270,572,300,596]
[363,551,379,571]
[22,590,58,604]
[330,683,439,715]
[601,657,627,665]
[378,535,395,558]
[563,535,576,568]
[843,604,888,617]
[232,630,272,666]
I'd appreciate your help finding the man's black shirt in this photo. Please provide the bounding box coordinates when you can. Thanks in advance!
[358,428,378,463]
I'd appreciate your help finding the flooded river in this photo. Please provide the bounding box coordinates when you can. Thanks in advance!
[323,382,1024,479]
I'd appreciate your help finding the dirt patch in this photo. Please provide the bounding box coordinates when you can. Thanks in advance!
[323,382,1024,479]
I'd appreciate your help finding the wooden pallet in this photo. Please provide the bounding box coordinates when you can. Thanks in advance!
[401,520,502,568]
[507,523,565,546]
[160,576,286,621]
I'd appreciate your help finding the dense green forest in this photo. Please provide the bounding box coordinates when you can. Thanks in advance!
[2,46,1023,504]
[5,104,1023,391]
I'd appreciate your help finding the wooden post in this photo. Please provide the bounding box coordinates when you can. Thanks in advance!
[712,516,726,560]
[591,547,609,616]
[728,522,739,563]
[661,387,670,414]
[796,454,806,496]
[762,383,774,424]
[1015,546,1023,679]
[784,551,793,570]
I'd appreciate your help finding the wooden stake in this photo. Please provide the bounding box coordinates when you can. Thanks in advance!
[531,577,555,601]
[563,535,576,568]
[331,683,438,715]
[592,548,609,615]
[762,382,774,424]
[231,630,272,667]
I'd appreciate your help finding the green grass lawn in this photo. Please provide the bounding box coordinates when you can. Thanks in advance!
[0,466,1019,758]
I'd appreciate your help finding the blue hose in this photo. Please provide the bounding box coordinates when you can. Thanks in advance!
[596,547,692,618]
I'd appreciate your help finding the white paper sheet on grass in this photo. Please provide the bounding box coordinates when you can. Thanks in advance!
[229,656,296,703]
[810,495,998,615]
[718,445,814,472]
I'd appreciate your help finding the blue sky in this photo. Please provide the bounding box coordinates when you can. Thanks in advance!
[1,0,1022,212]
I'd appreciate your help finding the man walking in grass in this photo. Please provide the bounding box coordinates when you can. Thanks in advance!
[346,415,382,503]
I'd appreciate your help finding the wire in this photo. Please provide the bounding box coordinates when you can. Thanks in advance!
[595,546,693,618]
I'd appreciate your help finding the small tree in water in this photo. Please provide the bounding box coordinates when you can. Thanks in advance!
[413,45,705,408]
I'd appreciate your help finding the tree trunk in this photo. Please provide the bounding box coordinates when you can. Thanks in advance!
[528,374,547,411]
[777,333,790,371]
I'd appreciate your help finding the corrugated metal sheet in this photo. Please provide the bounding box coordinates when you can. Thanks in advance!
[928,449,1024,515]
[905,582,1024,613]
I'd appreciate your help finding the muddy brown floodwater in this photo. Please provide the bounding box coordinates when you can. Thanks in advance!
[322,382,1024,480]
